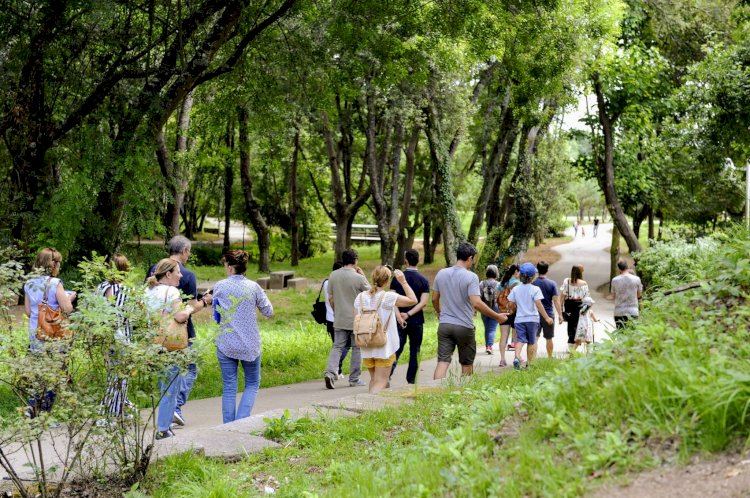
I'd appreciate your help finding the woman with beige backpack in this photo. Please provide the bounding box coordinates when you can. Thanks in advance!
[354,266,416,394]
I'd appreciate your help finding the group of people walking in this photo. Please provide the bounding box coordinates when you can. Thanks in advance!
[22,236,273,441]
[21,234,644,439]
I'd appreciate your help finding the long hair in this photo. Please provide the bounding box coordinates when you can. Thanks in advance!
[146,258,179,288]
[500,264,518,287]
[570,265,584,284]
[34,248,62,277]
[368,265,392,295]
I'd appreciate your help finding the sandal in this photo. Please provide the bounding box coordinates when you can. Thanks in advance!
[499,360,507,368]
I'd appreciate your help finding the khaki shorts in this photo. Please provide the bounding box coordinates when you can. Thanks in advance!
[363,353,396,369]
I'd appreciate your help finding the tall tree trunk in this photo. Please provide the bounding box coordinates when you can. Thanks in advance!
[289,128,301,266]
[424,99,463,266]
[238,106,271,273]
[593,73,642,254]
[423,215,433,265]
[648,207,655,240]
[173,91,195,236]
[632,203,650,240]
[468,108,517,244]
[364,91,398,265]
[311,108,369,261]
[384,117,403,266]
[156,92,194,239]
[223,118,234,252]
[395,125,420,267]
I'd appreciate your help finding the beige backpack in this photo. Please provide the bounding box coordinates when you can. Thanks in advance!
[353,292,392,348]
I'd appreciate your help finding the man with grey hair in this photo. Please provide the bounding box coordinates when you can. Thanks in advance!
[147,235,214,427]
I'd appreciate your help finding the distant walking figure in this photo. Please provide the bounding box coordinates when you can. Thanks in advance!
[573,221,579,237]
[611,260,643,329]
[560,265,590,353]
[593,218,600,237]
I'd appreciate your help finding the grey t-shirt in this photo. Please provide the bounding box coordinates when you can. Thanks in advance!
[612,273,643,317]
[328,267,370,330]
[433,265,480,329]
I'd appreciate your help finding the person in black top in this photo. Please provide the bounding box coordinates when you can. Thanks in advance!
[593,217,600,237]
[147,235,213,426]
[389,249,431,384]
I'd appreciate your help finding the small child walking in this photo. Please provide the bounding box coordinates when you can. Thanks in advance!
[508,263,554,370]
[575,296,598,353]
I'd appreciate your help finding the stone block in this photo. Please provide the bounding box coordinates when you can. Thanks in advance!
[256,277,270,289]
[286,277,308,289]
[270,271,295,289]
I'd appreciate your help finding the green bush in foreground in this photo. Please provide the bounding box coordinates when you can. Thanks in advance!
[145,238,750,497]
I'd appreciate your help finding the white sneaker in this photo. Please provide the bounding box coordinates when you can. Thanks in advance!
[337,373,345,380]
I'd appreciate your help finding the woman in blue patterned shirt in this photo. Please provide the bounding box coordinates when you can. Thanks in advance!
[213,250,274,423]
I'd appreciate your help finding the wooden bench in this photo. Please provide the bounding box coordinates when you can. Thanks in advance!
[286,277,308,289]
[270,271,295,289]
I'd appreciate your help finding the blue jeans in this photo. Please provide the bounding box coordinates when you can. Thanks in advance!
[482,314,499,348]
[175,361,197,415]
[217,349,261,424]
[157,365,182,432]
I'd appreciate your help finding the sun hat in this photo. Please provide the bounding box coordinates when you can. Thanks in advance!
[519,262,537,278]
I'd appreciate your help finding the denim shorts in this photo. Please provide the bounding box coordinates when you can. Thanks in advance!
[515,321,540,344]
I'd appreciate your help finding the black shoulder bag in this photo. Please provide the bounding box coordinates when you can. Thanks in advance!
[311,280,328,324]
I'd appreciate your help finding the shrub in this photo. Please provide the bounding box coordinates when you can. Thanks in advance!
[634,235,721,289]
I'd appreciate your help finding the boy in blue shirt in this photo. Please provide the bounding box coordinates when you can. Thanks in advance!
[508,263,554,370]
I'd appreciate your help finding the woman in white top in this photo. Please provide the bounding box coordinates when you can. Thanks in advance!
[559,264,590,352]
[354,266,416,394]
[144,258,193,440]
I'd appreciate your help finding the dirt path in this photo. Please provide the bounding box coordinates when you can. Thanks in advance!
[590,452,750,498]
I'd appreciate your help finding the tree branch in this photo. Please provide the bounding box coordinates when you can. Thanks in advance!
[194,0,298,85]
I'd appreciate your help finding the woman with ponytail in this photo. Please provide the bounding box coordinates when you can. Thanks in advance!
[212,250,273,423]
[355,266,417,394]
[144,258,193,439]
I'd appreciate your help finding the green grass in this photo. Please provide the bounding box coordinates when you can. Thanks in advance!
[142,236,750,497]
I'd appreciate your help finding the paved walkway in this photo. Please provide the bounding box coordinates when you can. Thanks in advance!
[0,223,617,484]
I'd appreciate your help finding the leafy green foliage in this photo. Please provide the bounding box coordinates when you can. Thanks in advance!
[634,233,725,289]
